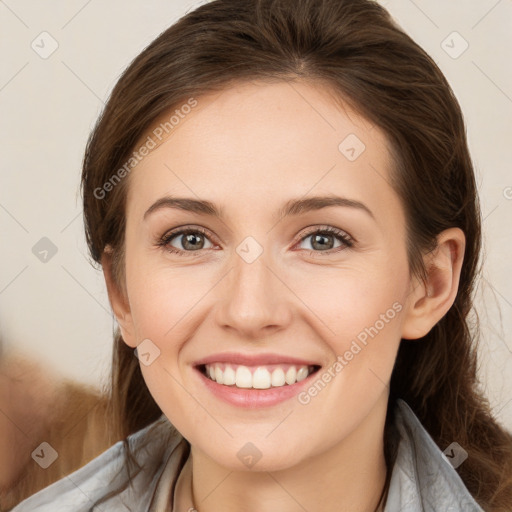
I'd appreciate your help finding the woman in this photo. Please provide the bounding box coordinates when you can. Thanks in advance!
[10,0,512,510]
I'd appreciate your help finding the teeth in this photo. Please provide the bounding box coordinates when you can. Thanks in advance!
[296,367,309,382]
[215,366,224,384]
[271,368,285,387]
[235,366,252,388]
[253,367,271,389]
[223,365,236,385]
[204,363,314,389]
[285,366,296,385]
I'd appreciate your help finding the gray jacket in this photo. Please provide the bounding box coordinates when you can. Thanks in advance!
[10,399,484,511]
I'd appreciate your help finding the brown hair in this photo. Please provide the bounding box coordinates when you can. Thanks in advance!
[80,0,512,509]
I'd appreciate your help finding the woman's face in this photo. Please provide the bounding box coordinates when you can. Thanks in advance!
[113,80,417,471]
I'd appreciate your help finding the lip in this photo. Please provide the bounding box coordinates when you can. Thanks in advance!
[193,353,321,409]
[193,352,320,367]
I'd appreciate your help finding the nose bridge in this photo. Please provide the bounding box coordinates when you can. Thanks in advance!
[216,238,290,336]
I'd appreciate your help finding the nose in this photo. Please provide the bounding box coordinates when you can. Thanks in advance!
[214,248,293,340]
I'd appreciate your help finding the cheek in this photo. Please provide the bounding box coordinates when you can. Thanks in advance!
[125,250,198,340]
[292,273,405,429]
[287,265,408,405]
[290,264,407,344]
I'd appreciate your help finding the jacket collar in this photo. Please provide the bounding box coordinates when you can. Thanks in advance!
[384,399,483,511]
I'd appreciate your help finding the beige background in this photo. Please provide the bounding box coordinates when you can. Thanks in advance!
[1,0,511,429]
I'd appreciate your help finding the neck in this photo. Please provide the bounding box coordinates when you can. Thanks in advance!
[188,393,389,512]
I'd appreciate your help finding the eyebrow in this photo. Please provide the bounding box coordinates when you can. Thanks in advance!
[143,195,375,221]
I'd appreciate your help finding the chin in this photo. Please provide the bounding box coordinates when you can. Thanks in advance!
[199,440,306,473]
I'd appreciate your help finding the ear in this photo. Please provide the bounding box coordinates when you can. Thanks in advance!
[101,248,137,348]
[401,227,466,340]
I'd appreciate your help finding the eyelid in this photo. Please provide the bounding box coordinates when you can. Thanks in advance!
[296,225,353,243]
[292,225,354,253]
[158,224,354,255]
[158,225,218,250]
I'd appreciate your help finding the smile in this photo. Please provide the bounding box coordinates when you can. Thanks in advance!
[193,352,322,407]
[201,363,320,389]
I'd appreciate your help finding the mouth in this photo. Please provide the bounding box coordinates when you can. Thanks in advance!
[192,352,323,407]
[197,363,321,390]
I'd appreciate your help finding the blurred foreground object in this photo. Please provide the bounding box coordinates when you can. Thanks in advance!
[0,351,113,510]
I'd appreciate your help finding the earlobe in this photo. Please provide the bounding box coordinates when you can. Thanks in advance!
[101,248,137,348]
[401,228,465,340]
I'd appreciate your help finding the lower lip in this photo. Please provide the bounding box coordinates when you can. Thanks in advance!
[195,367,319,408]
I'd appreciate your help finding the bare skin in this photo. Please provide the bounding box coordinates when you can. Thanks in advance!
[102,80,465,512]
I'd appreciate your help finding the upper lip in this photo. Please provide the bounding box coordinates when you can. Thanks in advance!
[193,352,320,367]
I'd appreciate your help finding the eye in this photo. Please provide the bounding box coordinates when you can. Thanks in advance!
[158,227,215,256]
[296,226,353,254]
[157,225,354,257]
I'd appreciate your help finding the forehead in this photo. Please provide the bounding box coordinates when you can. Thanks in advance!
[126,80,400,225]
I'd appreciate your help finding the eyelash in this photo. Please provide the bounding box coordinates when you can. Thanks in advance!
[157,225,354,257]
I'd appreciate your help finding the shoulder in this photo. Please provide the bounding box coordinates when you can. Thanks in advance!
[10,415,187,512]
[384,398,484,511]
